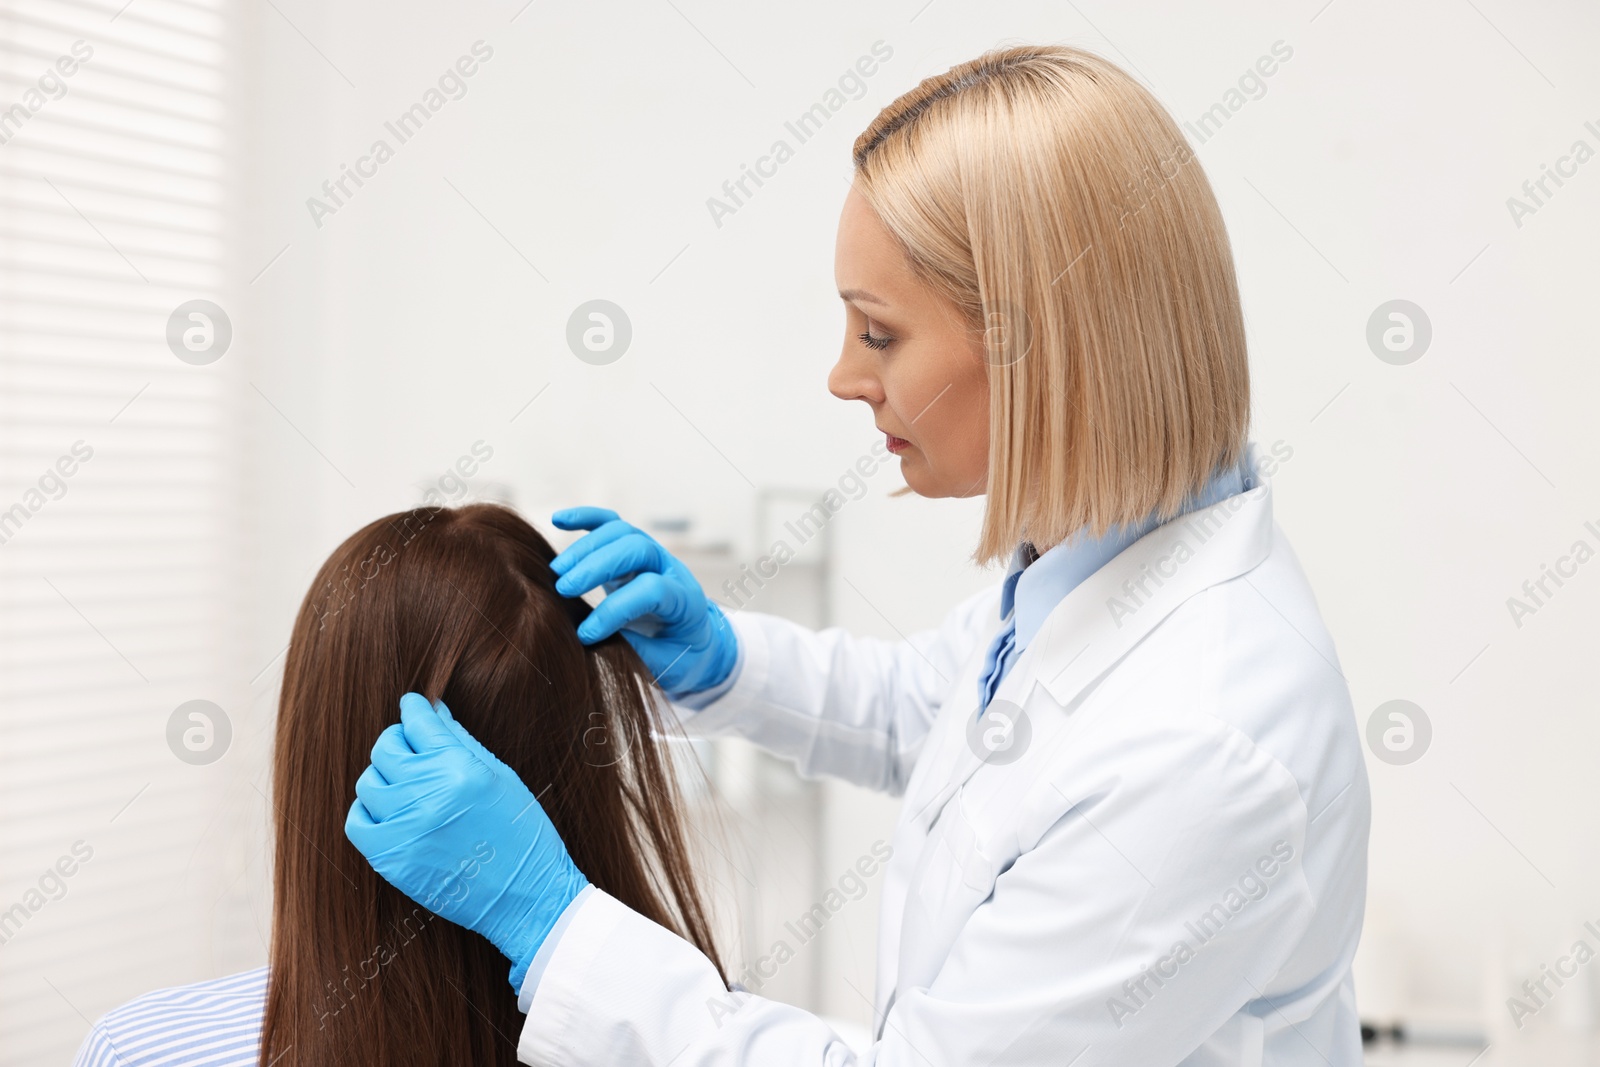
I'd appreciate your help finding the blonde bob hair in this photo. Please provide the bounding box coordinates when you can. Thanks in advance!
[851,44,1250,566]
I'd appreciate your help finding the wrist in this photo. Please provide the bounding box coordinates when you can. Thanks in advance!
[668,605,739,699]
[706,605,738,687]
[497,864,590,986]
[511,884,598,1004]
[507,934,542,993]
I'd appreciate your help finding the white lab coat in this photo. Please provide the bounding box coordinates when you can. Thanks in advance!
[515,461,1370,1066]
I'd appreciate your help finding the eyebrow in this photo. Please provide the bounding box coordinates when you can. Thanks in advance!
[838,288,888,306]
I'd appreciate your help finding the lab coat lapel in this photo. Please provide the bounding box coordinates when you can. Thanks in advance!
[1033,477,1274,707]
[912,480,1276,834]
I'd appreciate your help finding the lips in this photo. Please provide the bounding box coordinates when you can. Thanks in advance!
[884,432,910,453]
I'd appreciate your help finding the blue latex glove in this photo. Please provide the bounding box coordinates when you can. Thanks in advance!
[345,692,588,991]
[550,506,738,699]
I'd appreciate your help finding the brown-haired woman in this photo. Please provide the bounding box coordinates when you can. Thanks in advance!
[71,502,722,1067]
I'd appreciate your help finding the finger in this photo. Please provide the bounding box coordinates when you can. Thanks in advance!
[576,571,674,643]
[549,519,638,580]
[555,533,670,600]
[353,764,408,822]
[344,797,381,854]
[399,692,460,754]
[550,506,619,531]
[370,722,417,782]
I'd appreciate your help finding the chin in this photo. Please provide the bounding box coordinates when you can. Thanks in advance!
[905,465,985,500]
[900,463,946,499]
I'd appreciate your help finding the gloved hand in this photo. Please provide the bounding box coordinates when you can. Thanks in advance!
[550,506,738,699]
[344,692,589,991]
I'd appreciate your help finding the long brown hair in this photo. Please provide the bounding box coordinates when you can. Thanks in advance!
[259,503,724,1066]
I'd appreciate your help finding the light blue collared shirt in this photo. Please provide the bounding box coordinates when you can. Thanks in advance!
[976,455,1252,715]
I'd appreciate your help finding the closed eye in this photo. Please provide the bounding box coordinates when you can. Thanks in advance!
[858,329,891,351]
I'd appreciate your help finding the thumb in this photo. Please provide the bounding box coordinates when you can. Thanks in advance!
[432,698,504,771]
[618,630,695,689]
[398,691,460,754]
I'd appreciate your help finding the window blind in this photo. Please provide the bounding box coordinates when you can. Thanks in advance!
[0,0,246,1062]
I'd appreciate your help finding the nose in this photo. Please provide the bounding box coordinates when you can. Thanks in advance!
[828,342,884,406]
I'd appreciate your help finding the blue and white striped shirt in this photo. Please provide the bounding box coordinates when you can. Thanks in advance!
[72,967,267,1067]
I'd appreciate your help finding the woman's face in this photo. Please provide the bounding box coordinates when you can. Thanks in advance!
[830,183,990,498]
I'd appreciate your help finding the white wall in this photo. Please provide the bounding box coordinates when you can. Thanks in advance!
[14,0,1600,1060]
[234,0,1600,1037]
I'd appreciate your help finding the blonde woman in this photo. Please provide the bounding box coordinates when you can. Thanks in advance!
[345,44,1369,1066]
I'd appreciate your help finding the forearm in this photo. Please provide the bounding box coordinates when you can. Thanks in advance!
[670,588,996,794]
[516,890,858,1067]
